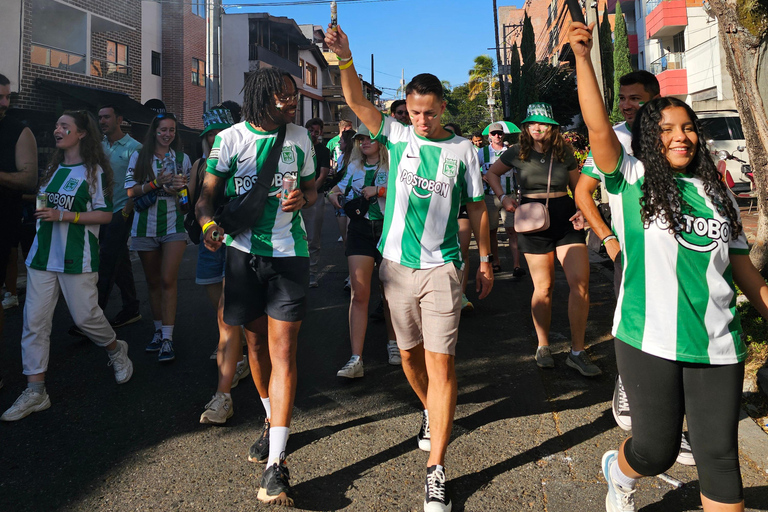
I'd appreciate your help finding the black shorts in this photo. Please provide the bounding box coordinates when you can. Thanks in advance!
[345,217,383,264]
[458,204,468,219]
[223,246,309,325]
[517,195,586,254]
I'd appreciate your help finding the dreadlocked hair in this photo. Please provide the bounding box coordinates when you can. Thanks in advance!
[241,68,296,127]
[518,123,572,163]
[42,110,114,200]
[133,113,183,184]
[631,97,741,238]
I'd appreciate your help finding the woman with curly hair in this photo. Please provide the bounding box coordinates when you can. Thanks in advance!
[1,110,133,422]
[487,103,600,377]
[125,113,190,363]
[329,125,398,377]
[569,23,768,512]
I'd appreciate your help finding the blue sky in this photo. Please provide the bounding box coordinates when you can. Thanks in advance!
[224,0,524,100]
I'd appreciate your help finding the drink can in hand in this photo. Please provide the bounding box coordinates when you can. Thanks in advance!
[281,175,297,205]
[36,193,47,210]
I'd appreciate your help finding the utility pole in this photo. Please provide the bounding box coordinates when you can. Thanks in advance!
[584,0,604,100]
[487,76,495,123]
[206,0,222,110]
[492,0,506,120]
[370,54,375,105]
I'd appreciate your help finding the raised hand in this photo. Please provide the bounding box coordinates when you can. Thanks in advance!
[567,22,595,59]
[324,24,351,59]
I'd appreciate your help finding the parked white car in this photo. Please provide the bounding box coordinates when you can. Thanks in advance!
[696,110,751,185]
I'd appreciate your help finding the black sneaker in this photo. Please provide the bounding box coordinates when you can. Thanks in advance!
[248,418,270,463]
[512,267,527,279]
[612,376,632,431]
[110,309,142,328]
[417,410,431,452]
[257,457,293,506]
[424,465,451,511]
[369,300,384,320]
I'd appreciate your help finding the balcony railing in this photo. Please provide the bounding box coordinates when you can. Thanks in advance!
[649,51,686,74]
[30,43,86,75]
[90,58,132,83]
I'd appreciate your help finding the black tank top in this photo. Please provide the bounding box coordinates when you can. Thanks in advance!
[0,115,25,202]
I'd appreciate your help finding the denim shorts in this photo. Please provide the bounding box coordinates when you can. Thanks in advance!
[130,232,189,251]
[196,235,226,285]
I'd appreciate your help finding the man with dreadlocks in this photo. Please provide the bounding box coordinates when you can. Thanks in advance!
[195,67,317,507]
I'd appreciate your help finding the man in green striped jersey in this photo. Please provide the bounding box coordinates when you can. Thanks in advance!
[327,26,493,512]
[196,68,317,507]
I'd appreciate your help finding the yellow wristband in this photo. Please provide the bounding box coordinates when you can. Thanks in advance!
[339,58,354,71]
[73,212,80,224]
[202,220,217,235]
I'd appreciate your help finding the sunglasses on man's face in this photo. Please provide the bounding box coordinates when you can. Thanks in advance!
[490,131,504,136]
[395,110,407,116]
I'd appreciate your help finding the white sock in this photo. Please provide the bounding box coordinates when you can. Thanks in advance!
[222,392,231,399]
[268,426,290,465]
[261,397,271,419]
[571,349,583,356]
[611,459,637,489]
[153,320,162,331]
[161,325,174,341]
[350,354,361,362]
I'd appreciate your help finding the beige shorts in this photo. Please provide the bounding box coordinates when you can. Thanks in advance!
[379,259,462,355]
[484,194,515,231]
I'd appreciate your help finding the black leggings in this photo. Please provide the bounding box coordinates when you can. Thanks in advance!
[615,340,744,504]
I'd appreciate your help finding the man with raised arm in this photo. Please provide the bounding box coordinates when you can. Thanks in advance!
[195,67,317,507]
[326,26,493,512]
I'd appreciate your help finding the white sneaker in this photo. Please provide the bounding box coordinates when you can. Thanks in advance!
[602,450,636,512]
[2,292,19,310]
[676,431,696,466]
[337,356,363,378]
[108,340,134,384]
[387,341,401,365]
[417,410,431,452]
[231,356,250,388]
[1,387,52,421]
[200,392,233,424]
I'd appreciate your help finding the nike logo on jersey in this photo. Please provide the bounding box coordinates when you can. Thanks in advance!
[406,154,420,159]
[672,214,731,252]
[237,156,251,164]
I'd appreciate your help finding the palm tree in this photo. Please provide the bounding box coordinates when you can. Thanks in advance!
[468,55,498,122]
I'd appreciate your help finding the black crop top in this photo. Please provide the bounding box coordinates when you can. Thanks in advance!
[499,145,577,194]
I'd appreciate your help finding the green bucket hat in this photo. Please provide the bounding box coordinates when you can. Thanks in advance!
[201,108,235,137]
[521,102,558,126]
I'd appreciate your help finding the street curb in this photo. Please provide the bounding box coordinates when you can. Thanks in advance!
[739,409,768,474]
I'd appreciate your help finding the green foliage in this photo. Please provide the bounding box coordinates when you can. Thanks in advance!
[600,8,614,110]
[442,83,501,136]
[611,3,633,123]
[738,300,768,345]
[738,0,768,37]
[468,55,497,101]
[508,42,522,123]
[533,62,580,126]
[519,12,538,113]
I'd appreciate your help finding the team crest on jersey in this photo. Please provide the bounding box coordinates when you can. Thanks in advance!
[442,157,458,178]
[63,178,79,192]
[281,145,296,164]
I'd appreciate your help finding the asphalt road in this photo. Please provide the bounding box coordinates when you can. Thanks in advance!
[1,201,766,512]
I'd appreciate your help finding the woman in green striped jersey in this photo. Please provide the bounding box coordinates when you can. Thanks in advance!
[1,110,133,422]
[125,113,190,363]
[571,22,768,512]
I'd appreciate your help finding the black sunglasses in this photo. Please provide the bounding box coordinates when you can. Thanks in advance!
[490,131,504,136]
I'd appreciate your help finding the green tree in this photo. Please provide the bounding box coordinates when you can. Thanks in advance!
[519,12,538,111]
[532,62,580,126]
[442,83,500,135]
[600,7,614,110]
[468,55,497,100]
[611,2,632,122]
[508,42,522,123]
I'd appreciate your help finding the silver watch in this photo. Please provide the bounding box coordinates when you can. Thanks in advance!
[479,255,492,263]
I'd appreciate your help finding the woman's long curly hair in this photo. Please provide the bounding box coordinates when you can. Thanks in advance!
[42,110,114,199]
[631,97,741,237]
[133,113,182,184]
[518,123,571,163]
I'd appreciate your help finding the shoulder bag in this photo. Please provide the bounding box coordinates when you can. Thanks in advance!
[212,125,286,238]
[514,152,553,234]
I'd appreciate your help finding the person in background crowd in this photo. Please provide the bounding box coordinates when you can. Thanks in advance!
[443,123,462,136]
[327,118,353,169]
[487,102,600,378]
[326,24,493,512]
[390,99,410,125]
[471,133,484,148]
[330,125,400,377]
[570,21,768,512]
[0,73,38,348]
[189,107,251,425]
[304,118,332,288]
[125,113,190,363]
[1,110,132,421]
[196,67,317,506]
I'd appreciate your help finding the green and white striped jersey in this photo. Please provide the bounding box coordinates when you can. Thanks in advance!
[339,161,388,221]
[27,163,112,274]
[604,150,749,364]
[125,149,191,238]
[581,122,633,180]
[478,145,514,195]
[373,114,485,269]
[207,122,316,257]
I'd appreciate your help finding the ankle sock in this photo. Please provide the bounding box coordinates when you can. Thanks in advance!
[611,459,637,489]
[571,349,584,356]
[106,344,120,357]
[350,354,361,362]
[161,325,174,341]
[268,426,290,465]
[153,320,162,331]
[28,381,45,395]
[261,397,271,419]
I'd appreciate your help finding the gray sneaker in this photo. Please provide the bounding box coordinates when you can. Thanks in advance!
[1,387,52,421]
[230,356,250,388]
[108,340,134,384]
[535,346,555,368]
[566,351,602,377]
[200,392,233,424]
